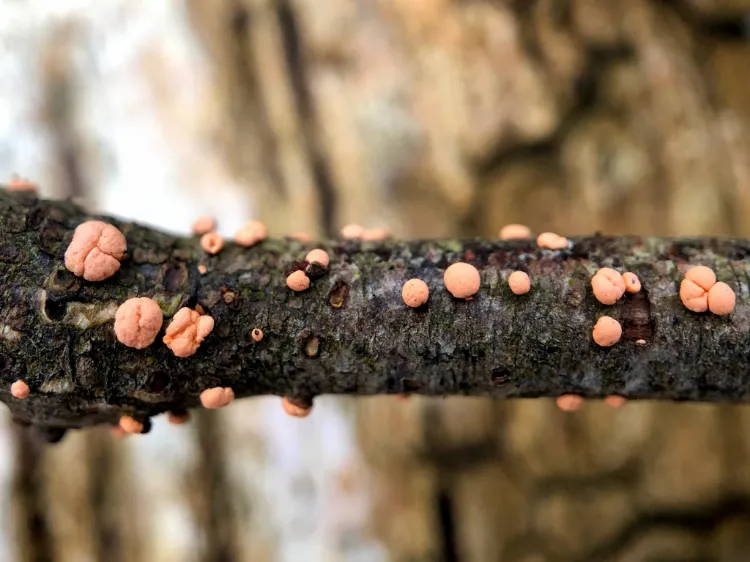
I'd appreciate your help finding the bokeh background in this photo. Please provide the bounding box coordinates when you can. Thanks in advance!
[2,1,750,561]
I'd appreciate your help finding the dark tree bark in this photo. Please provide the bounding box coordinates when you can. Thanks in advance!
[2,189,749,437]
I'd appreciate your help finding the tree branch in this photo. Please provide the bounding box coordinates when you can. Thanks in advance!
[1,190,748,439]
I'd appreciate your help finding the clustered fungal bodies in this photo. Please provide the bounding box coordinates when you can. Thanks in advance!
[65,220,127,281]
[192,215,216,235]
[444,262,480,300]
[10,380,29,399]
[287,270,311,292]
[200,387,235,409]
[340,224,389,241]
[281,397,312,418]
[402,279,429,307]
[555,394,583,412]
[305,249,329,267]
[251,328,264,342]
[679,265,735,316]
[234,220,267,247]
[8,176,37,191]
[114,298,163,349]
[536,232,569,250]
[119,415,144,434]
[163,308,215,358]
[200,232,225,255]
[591,267,626,305]
[499,224,532,240]
[592,316,622,347]
[508,271,531,295]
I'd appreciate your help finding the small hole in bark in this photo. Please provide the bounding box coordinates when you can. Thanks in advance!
[305,262,328,279]
[164,263,186,293]
[304,335,320,357]
[148,371,169,393]
[34,426,67,444]
[287,395,313,409]
[44,298,67,322]
[401,378,421,393]
[491,367,510,384]
[329,280,349,308]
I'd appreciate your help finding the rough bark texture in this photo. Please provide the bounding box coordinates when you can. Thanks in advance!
[4,188,750,436]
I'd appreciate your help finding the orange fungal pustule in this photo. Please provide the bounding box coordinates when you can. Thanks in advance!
[168,412,190,425]
[604,395,627,408]
[341,224,365,239]
[201,387,235,409]
[65,220,127,281]
[192,215,216,235]
[8,176,37,191]
[708,282,735,316]
[163,308,215,357]
[119,415,144,434]
[685,265,716,291]
[508,271,531,295]
[11,380,30,399]
[286,270,310,292]
[251,328,264,342]
[592,316,622,347]
[591,268,626,305]
[679,266,717,313]
[402,279,429,308]
[200,232,224,255]
[622,272,641,293]
[499,224,532,240]
[234,220,267,247]
[114,297,164,349]
[281,397,312,418]
[305,249,330,267]
[536,232,569,250]
[556,394,583,412]
[444,262,480,300]
[362,227,389,241]
[292,232,312,242]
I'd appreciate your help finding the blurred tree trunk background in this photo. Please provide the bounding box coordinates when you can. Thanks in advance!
[3,0,750,561]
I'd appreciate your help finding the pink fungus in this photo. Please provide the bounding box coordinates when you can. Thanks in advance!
[168,412,190,425]
[679,267,717,313]
[499,224,532,240]
[708,282,735,316]
[119,415,144,434]
[604,395,627,408]
[64,220,126,281]
[192,216,216,235]
[281,397,312,418]
[234,220,267,247]
[402,279,429,308]
[200,387,235,409]
[362,227,389,241]
[163,308,215,357]
[198,265,207,275]
[286,270,310,292]
[341,224,365,239]
[292,232,312,242]
[536,232,569,250]
[10,380,30,399]
[111,426,127,439]
[251,328,264,342]
[556,394,583,412]
[200,232,224,255]
[114,297,163,349]
[591,268,626,305]
[508,271,531,295]
[685,266,716,291]
[444,262,480,300]
[305,249,330,267]
[622,272,641,293]
[592,316,622,347]
[8,176,37,191]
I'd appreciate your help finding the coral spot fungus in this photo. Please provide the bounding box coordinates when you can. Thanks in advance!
[592,316,622,347]
[65,220,127,281]
[305,249,330,267]
[680,266,717,313]
[281,397,312,418]
[163,308,214,357]
[341,224,365,239]
[444,262,480,299]
[508,271,531,295]
[537,232,569,250]
[119,415,144,434]
[499,224,532,240]
[10,380,30,399]
[234,220,267,247]
[200,233,224,255]
[200,387,235,409]
[591,268,626,305]
[622,272,641,293]
[402,279,429,308]
[192,216,216,235]
[114,297,163,349]
[708,282,735,316]
[287,270,310,292]
[251,328,264,342]
[604,395,627,408]
[556,394,583,412]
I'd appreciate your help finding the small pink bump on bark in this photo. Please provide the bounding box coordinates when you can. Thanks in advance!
[341,224,365,239]
[635,339,646,345]
[622,272,641,293]
[251,328,264,342]
[200,232,224,255]
[198,265,207,274]
[402,279,429,308]
[119,415,144,434]
[168,412,190,425]
[556,394,583,412]
[685,266,716,291]
[508,271,531,295]
[8,176,37,191]
[604,395,627,408]
[10,380,30,399]
[65,220,127,281]
[281,397,312,418]
[362,227,389,241]
[592,316,622,347]
[163,308,215,357]
[114,297,163,349]
[680,279,709,313]
[708,282,735,315]
[536,232,569,250]
[234,220,267,247]
[499,224,532,240]
[444,262,480,300]
[192,215,216,235]
[200,387,235,409]
[591,268,626,305]
[111,426,127,438]
[292,232,312,242]
[286,270,310,292]
[305,249,330,267]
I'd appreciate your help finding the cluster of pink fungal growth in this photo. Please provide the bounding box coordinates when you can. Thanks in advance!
[281,397,312,418]
[592,316,622,347]
[119,415,144,434]
[65,220,127,281]
[163,307,215,357]
[8,176,37,192]
[537,232,569,250]
[591,268,625,305]
[200,387,235,409]
[444,262,480,300]
[679,265,735,315]
[10,380,30,399]
[499,224,532,240]
[234,220,267,247]
[340,224,389,241]
[192,216,216,235]
[114,298,164,349]
[200,232,225,255]
[251,328,264,342]
[508,271,531,295]
[306,249,329,267]
[402,279,429,307]
[292,232,312,242]
[168,412,190,425]
[556,394,627,412]
[287,270,311,292]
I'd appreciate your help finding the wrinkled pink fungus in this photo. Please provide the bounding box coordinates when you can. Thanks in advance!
[622,272,641,293]
[499,224,532,240]
[708,282,735,316]
[111,426,127,438]
[200,387,235,409]
[286,270,310,292]
[198,265,207,275]
[604,395,627,408]
[444,262,480,300]
[306,249,330,267]
[341,224,365,239]
[192,216,216,235]
[508,271,531,295]
[402,279,429,308]
[251,328,264,342]
[8,176,37,191]
[592,316,622,347]
[234,220,267,247]
[556,394,583,412]
[292,232,312,242]
[168,412,190,425]
[114,297,163,349]
[680,266,717,313]
[362,227,389,241]
[119,416,144,434]
[537,232,569,250]
[163,308,215,357]
[11,380,29,399]
[685,266,716,291]
[591,268,626,305]
[282,397,312,418]
[200,232,224,255]
[65,220,126,281]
